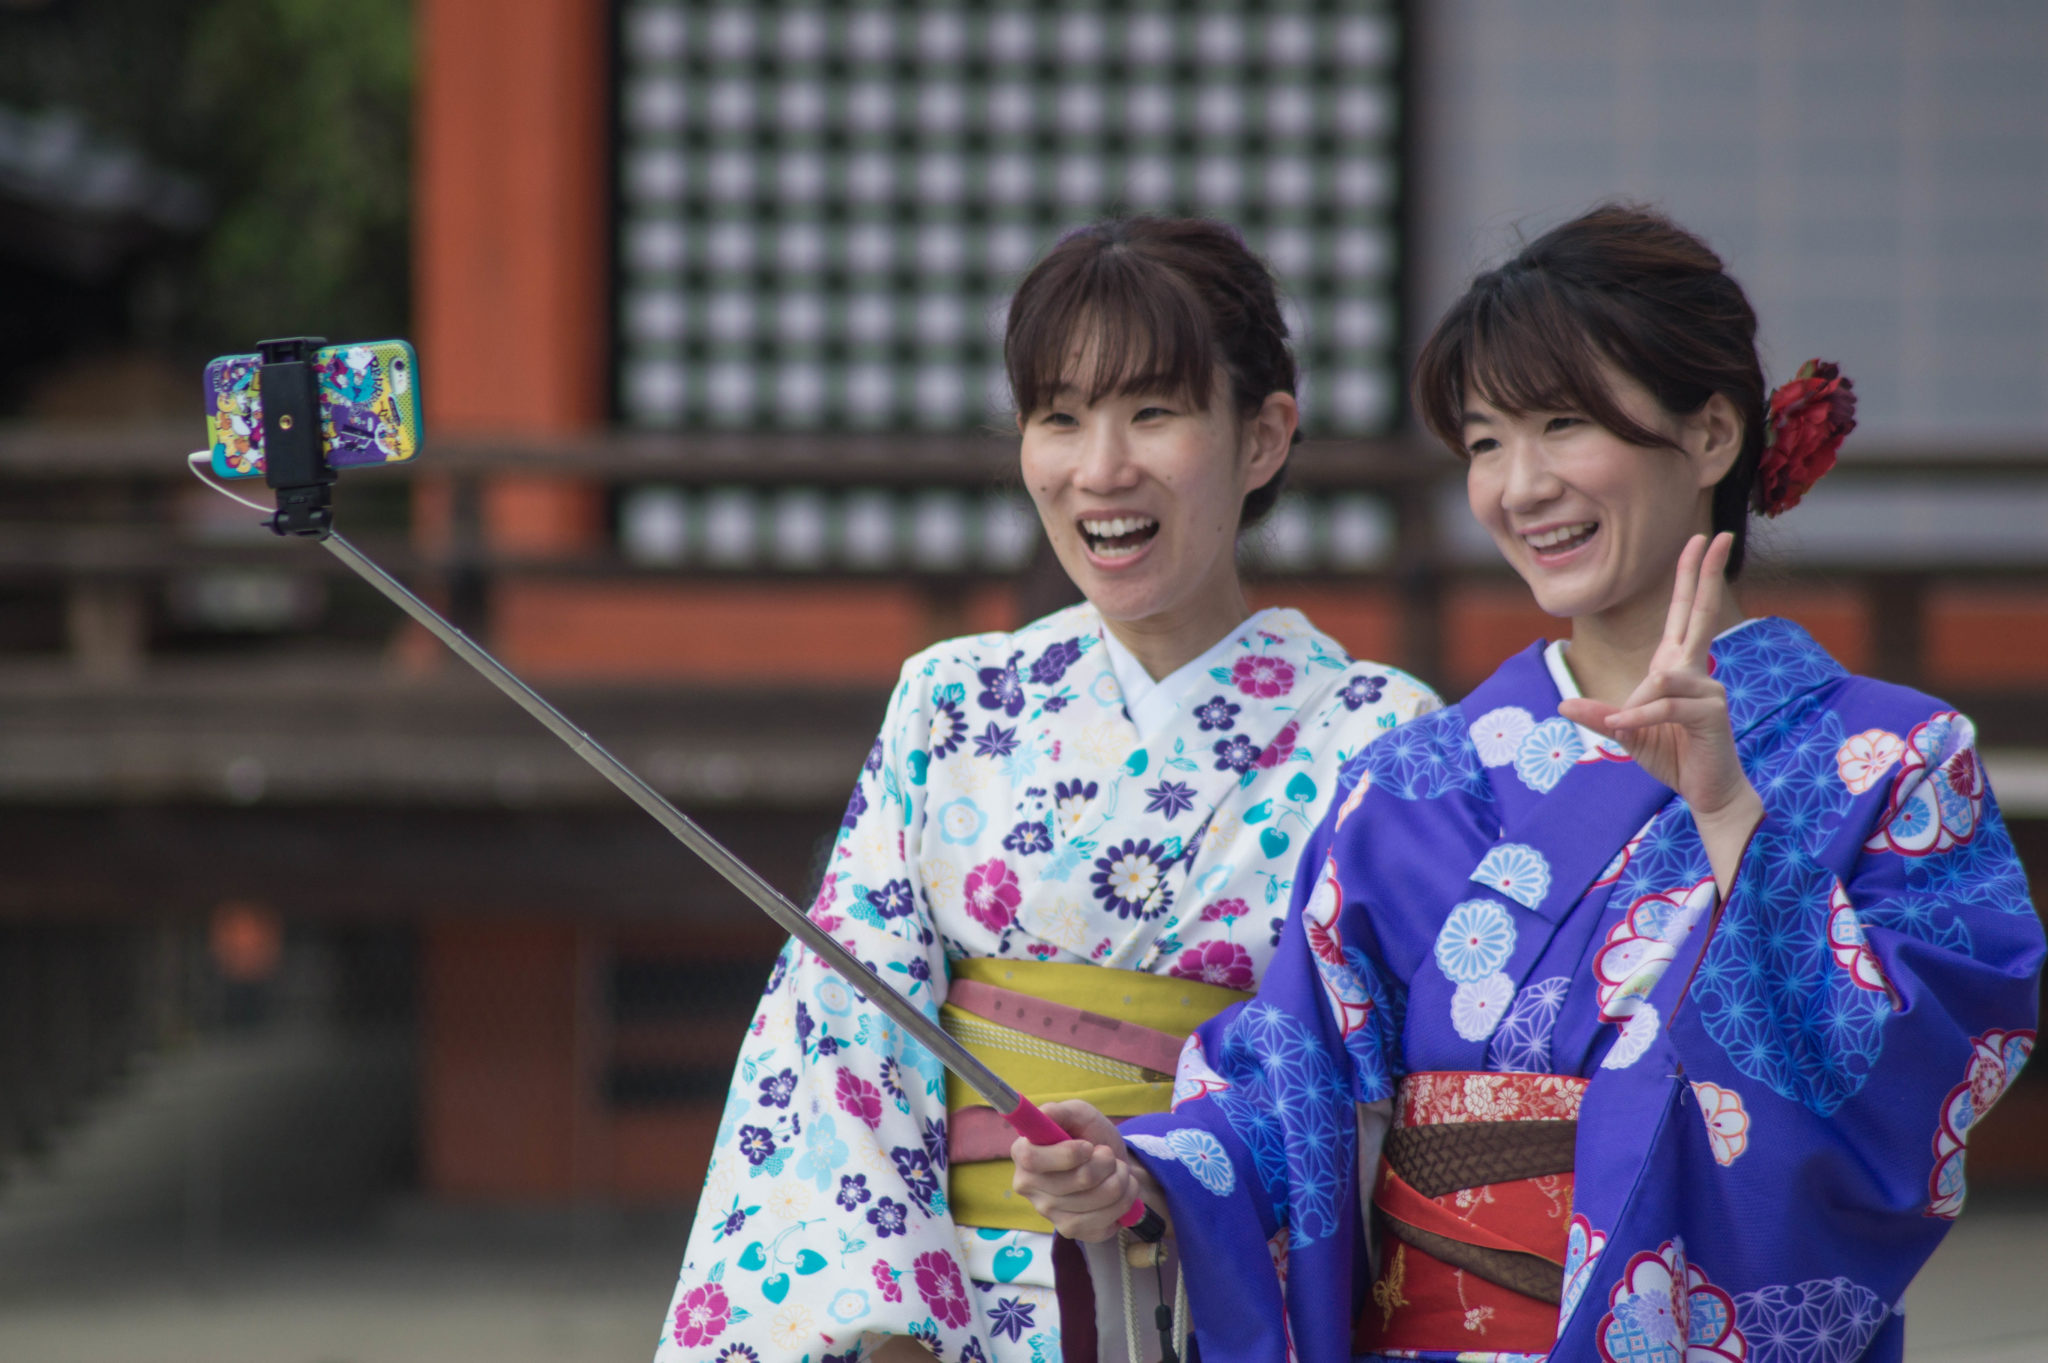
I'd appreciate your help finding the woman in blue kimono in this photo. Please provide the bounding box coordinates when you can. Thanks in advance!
[655,217,1437,1363]
[1014,204,2045,1362]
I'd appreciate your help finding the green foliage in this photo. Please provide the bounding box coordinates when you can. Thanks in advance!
[0,0,413,352]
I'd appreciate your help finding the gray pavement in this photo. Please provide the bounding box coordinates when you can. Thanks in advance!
[0,1028,2040,1362]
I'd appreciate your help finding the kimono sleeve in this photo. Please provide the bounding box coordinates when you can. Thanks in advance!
[656,661,985,1363]
[1659,704,2044,1322]
[1122,763,1409,1363]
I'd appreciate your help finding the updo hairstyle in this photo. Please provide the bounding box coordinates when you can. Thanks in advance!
[1004,215,1299,528]
[1412,205,1770,575]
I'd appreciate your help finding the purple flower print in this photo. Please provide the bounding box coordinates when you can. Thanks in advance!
[757,1067,798,1109]
[737,1124,777,1166]
[1044,694,1070,713]
[866,1195,909,1238]
[868,879,915,920]
[922,1116,948,1172]
[1213,734,1260,773]
[1054,779,1098,830]
[989,1297,1036,1342]
[1194,695,1241,731]
[836,1174,871,1210]
[928,697,968,759]
[1003,820,1052,855]
[863,738,884,774]
[1090,838,1173,920]
[840,782,867,829]
[1340,673,1388,710]
[1029,638,1083,685]
[892,1145,942,1213]
[794,1002,815,1045]
[977,652,1027,717]
[1145,779,1197,821]
[973,723,1019,759]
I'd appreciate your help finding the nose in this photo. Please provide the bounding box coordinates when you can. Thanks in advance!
[1497,437,1562,514]
[1073,419,1141,494]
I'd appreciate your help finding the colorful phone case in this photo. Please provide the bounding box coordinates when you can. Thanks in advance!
[205,340,423,479]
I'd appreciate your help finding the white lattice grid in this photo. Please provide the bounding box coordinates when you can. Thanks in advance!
[617,2,1402,433]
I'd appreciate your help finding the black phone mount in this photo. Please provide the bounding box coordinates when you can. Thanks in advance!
[257,335,336,539]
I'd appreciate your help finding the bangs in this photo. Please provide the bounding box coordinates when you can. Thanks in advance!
[1005,241,1218,417]
[1414,267,1674,455]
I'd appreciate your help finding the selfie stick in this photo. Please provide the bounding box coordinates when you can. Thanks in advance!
[188,337,1166,1246]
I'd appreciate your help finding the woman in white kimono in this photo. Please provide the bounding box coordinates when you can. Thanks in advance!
[654,217,1437,1363]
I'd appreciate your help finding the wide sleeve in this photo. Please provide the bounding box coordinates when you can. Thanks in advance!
[656,660,990,1363]
[1616,705,2046,1353]
[1122,754,1409,1363]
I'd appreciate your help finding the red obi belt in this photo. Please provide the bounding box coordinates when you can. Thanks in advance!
[1354,1071,1586,1356]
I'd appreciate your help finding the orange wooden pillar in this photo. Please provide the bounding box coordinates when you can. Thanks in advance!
[414,0,611,1198]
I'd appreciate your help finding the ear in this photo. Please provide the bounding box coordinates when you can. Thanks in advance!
[1687,392,1745,489]
[1241,392,1299,491]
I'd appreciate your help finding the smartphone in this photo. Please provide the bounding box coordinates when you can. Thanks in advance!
[204,340,423,479]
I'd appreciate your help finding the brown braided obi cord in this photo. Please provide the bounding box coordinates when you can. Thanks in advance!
[1354,1072,1587,1356]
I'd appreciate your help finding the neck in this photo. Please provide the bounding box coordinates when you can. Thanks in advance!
[1099,581,1254,680]
[1566,581,1746,707]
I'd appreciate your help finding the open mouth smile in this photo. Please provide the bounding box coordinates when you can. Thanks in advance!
[1522,520,1597,559]
[1079,514,1160,560]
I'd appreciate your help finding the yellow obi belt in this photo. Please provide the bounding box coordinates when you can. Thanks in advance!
[940,957,1250,1233]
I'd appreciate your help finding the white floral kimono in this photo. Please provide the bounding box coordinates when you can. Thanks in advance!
[655,602,1437,1363]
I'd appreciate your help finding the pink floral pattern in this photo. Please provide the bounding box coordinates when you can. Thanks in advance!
[872,1258,902,1302]
[1254,719,1301,769]
[672,1283,731,1349]
[1170,940,1255,990]
[835,1069,884,1128]
[913,1249,972,1329]
[962,857,1022,933]
[1200,897,1249,922]
[1232,655,1296,698]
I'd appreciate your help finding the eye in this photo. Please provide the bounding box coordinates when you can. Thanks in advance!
[1038,410,1078,428]
[1133,405,1175,422]
[1464,436,1500,457]
[1543,415,1583,434]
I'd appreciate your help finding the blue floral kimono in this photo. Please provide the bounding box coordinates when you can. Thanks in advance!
[1127,617,2044,1363]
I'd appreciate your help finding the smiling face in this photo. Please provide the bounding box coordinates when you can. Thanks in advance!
[1019,337,1293,638]
[1462,365,1740,625]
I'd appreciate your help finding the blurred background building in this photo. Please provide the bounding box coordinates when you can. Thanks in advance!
[0,2,2043,1360]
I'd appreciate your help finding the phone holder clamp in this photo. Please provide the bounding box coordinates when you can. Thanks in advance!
[256,335,336,539]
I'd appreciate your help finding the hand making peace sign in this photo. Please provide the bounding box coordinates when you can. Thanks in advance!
[1558,532,1766,892]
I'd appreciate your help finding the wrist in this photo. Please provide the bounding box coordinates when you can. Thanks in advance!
[1693,781,1763,835]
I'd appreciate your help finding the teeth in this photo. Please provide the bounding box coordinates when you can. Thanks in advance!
[1525,522,1596,550]
[1080,516,1158,539]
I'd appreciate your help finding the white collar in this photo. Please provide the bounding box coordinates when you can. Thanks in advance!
[1101,609,1280,739]
[1544,616,1763,701]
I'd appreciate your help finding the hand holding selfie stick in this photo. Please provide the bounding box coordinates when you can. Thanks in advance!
[189,337,1167,1249]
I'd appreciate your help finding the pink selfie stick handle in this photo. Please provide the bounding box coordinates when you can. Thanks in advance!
[1005,1095,1161,1235]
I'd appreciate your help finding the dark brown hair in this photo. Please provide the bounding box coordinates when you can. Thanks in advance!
[1004,215,1299,527]
[1413,204,1769,575]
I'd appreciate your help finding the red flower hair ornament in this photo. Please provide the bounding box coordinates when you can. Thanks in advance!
[1757,358,1856,517]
